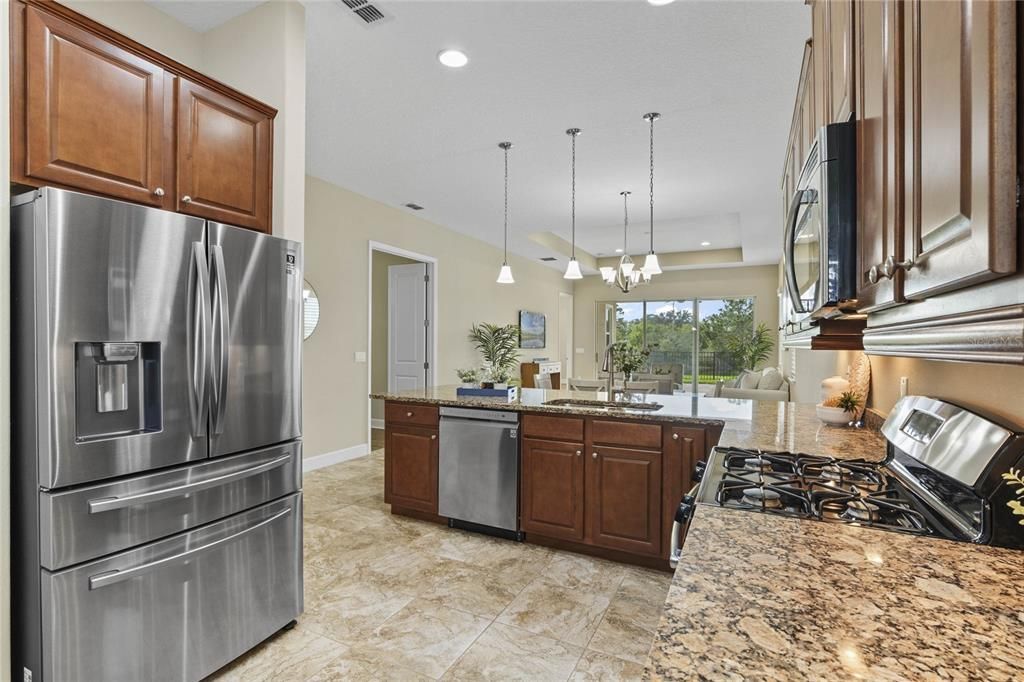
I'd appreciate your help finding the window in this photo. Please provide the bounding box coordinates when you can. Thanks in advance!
[598,297,755,393]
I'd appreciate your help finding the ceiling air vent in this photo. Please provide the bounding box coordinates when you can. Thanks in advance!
[539,257,558,262]
[404,203,424,211]
[341,0,390,26]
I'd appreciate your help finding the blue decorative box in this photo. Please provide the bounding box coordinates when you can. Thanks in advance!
[456,386,518,400]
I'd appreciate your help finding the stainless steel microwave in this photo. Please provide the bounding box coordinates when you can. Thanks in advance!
[783,120,857,325]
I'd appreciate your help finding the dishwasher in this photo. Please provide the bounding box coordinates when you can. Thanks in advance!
[438,406,522,539]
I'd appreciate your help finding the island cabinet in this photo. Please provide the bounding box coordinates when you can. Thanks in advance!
[519,413,719,566]
[10,0,277,233]
[383,402,439,516]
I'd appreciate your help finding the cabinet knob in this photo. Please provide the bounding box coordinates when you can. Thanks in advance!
[576,450,581,457]
[592,452,598,460]
[672,433,679,440]
[406,411,413,417]
[882,255,914,279]
[182,195,193,204]
[153,187,165,197]
[867,265,880,284]
[430,434,437,440]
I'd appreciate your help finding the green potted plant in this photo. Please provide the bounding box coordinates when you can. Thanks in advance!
[726,322,776,370]
[456,368,479,388]
[611,342,653,381]
[817,390,862,425]
[468,323,520,388]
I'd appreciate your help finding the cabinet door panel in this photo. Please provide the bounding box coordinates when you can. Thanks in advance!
[521,438,584,541]
[856,0,904,312]
[177,78,272,232]
[828,0,855,123]
[22,6,167,206]
[385,425,438,513]
[587,446,662,557]
[902,0,1016,299]
[661,428,704,560]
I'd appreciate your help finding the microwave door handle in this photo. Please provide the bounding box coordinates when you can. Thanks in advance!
[784,188,817,314]
[210,245,230,436]
[188,242,212,438]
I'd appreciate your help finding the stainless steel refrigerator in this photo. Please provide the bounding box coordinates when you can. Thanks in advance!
[11,187,304,682]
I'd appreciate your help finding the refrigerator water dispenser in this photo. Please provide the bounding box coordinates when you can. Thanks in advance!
[75,342,162,441]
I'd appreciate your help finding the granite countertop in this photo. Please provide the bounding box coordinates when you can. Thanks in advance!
[372,386,887,460]
[647,505,1024,681]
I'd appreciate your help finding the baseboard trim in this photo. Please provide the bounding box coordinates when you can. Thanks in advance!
[370,418,385,430]
[303,443,369,473]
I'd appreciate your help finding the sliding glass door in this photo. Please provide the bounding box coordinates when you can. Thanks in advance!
[597,297,754,395]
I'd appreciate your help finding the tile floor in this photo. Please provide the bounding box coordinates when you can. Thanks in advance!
[208,447,672,681]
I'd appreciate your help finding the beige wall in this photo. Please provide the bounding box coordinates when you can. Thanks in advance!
[304,175,574,458]
[571,265,780,379]
[60,0,306,244]
[60,0,204,66]
[370,251,419,422]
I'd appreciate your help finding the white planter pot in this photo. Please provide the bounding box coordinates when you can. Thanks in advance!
[816,404,854,425]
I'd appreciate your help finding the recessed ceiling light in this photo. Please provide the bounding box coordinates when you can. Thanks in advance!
[437,49,468,68]
[647,0,676,5]
[701,241,711,247]
[615,248,624,253]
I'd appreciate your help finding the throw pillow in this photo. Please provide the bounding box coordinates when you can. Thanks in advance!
[758,367,785,391]
[738,371,760,390]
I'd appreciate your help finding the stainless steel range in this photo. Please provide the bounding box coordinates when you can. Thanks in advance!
[671,396,1024,564]
[11,188,303,681]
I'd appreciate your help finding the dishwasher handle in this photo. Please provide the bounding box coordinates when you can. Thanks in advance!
[441,415,519,439]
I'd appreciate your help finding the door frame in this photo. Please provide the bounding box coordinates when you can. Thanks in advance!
[367,241,438,444]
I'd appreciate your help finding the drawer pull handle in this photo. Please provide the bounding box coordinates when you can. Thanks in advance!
[406,411,414,417]
[882,255,914,279]
[153,187,165,197]
[592,452,598,459]
[182,195,193,204]
[672,433,679,440]
[87,454,292,514]
[88,506,292,590]
[431,434,437,440]
[576,450,581,457]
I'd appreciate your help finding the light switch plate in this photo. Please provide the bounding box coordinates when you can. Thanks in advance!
[575,347,585,354]
[354,351,367,363]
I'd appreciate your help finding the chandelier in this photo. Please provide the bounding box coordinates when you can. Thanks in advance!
[601,191,650,293]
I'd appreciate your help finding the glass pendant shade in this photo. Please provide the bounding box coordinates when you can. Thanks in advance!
[564,258,583,280]
[497,264,515,284]
[600,266,616,282]
[642,252,662,276]
[620,258,634,277]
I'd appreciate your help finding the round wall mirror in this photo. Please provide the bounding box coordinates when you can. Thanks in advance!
[302,280,320,340]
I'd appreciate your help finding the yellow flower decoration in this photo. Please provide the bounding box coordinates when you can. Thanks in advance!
[1001,468,1024,526]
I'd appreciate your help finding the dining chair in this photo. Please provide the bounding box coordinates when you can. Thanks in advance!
[623,380,659,395]
[567,378,603,392]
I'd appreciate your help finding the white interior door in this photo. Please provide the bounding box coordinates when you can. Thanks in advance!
[558,292,574,379]
[388,263,428,391]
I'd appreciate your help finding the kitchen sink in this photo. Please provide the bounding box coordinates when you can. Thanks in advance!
[543,398,664,411]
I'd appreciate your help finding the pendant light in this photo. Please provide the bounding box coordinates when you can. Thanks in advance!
[641,112,662,277]
[605,191,645,293]
[563,128,583,280]
[496,141,515,284]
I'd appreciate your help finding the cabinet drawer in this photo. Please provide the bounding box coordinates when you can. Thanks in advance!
[386,402,439,427]
[591,419,662,449]
[523,413,584,442]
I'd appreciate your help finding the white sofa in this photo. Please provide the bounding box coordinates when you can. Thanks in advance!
[713,367,791,402]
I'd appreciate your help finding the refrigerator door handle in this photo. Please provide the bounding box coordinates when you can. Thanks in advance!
[210,244,230,436]
[86,453,292,514]
[188,242,212,438]
[87,506,292,590]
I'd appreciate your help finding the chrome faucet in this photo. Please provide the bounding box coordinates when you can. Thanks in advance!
[601,342,616,398]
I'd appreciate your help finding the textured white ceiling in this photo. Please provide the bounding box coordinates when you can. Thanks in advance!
[306,0,810,271]
[145,0,267,33]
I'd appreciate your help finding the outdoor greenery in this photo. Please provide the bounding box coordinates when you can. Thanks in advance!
[610,342,653,377]
[468,323,520,384]
[611,298,766,381]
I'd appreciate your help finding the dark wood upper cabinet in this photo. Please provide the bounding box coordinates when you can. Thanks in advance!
[900,0,1016,301]
[855,0,904,312]
[176,78,273,232]
[11,0,276,233]
[827,0,855,123]
[385,424,438,514]
[586,446,662,557]
[18,5,170,207]
[520,438,585,542]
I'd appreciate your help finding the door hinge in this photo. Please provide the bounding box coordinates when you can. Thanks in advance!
[423,362,430,370]
[424,318,430,328]
[424,274,430,283]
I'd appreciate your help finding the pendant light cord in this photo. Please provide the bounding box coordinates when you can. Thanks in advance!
[648,114,655,254]
[622,191,629,251]
[503,144,509,264]
[570,132,577,259]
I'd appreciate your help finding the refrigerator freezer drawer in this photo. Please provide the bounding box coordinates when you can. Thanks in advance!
[39,493,303,682]
[39,441,302,570]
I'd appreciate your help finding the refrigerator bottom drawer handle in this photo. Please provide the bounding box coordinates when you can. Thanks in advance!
[86,454,292,514]
[88,507,292,590]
